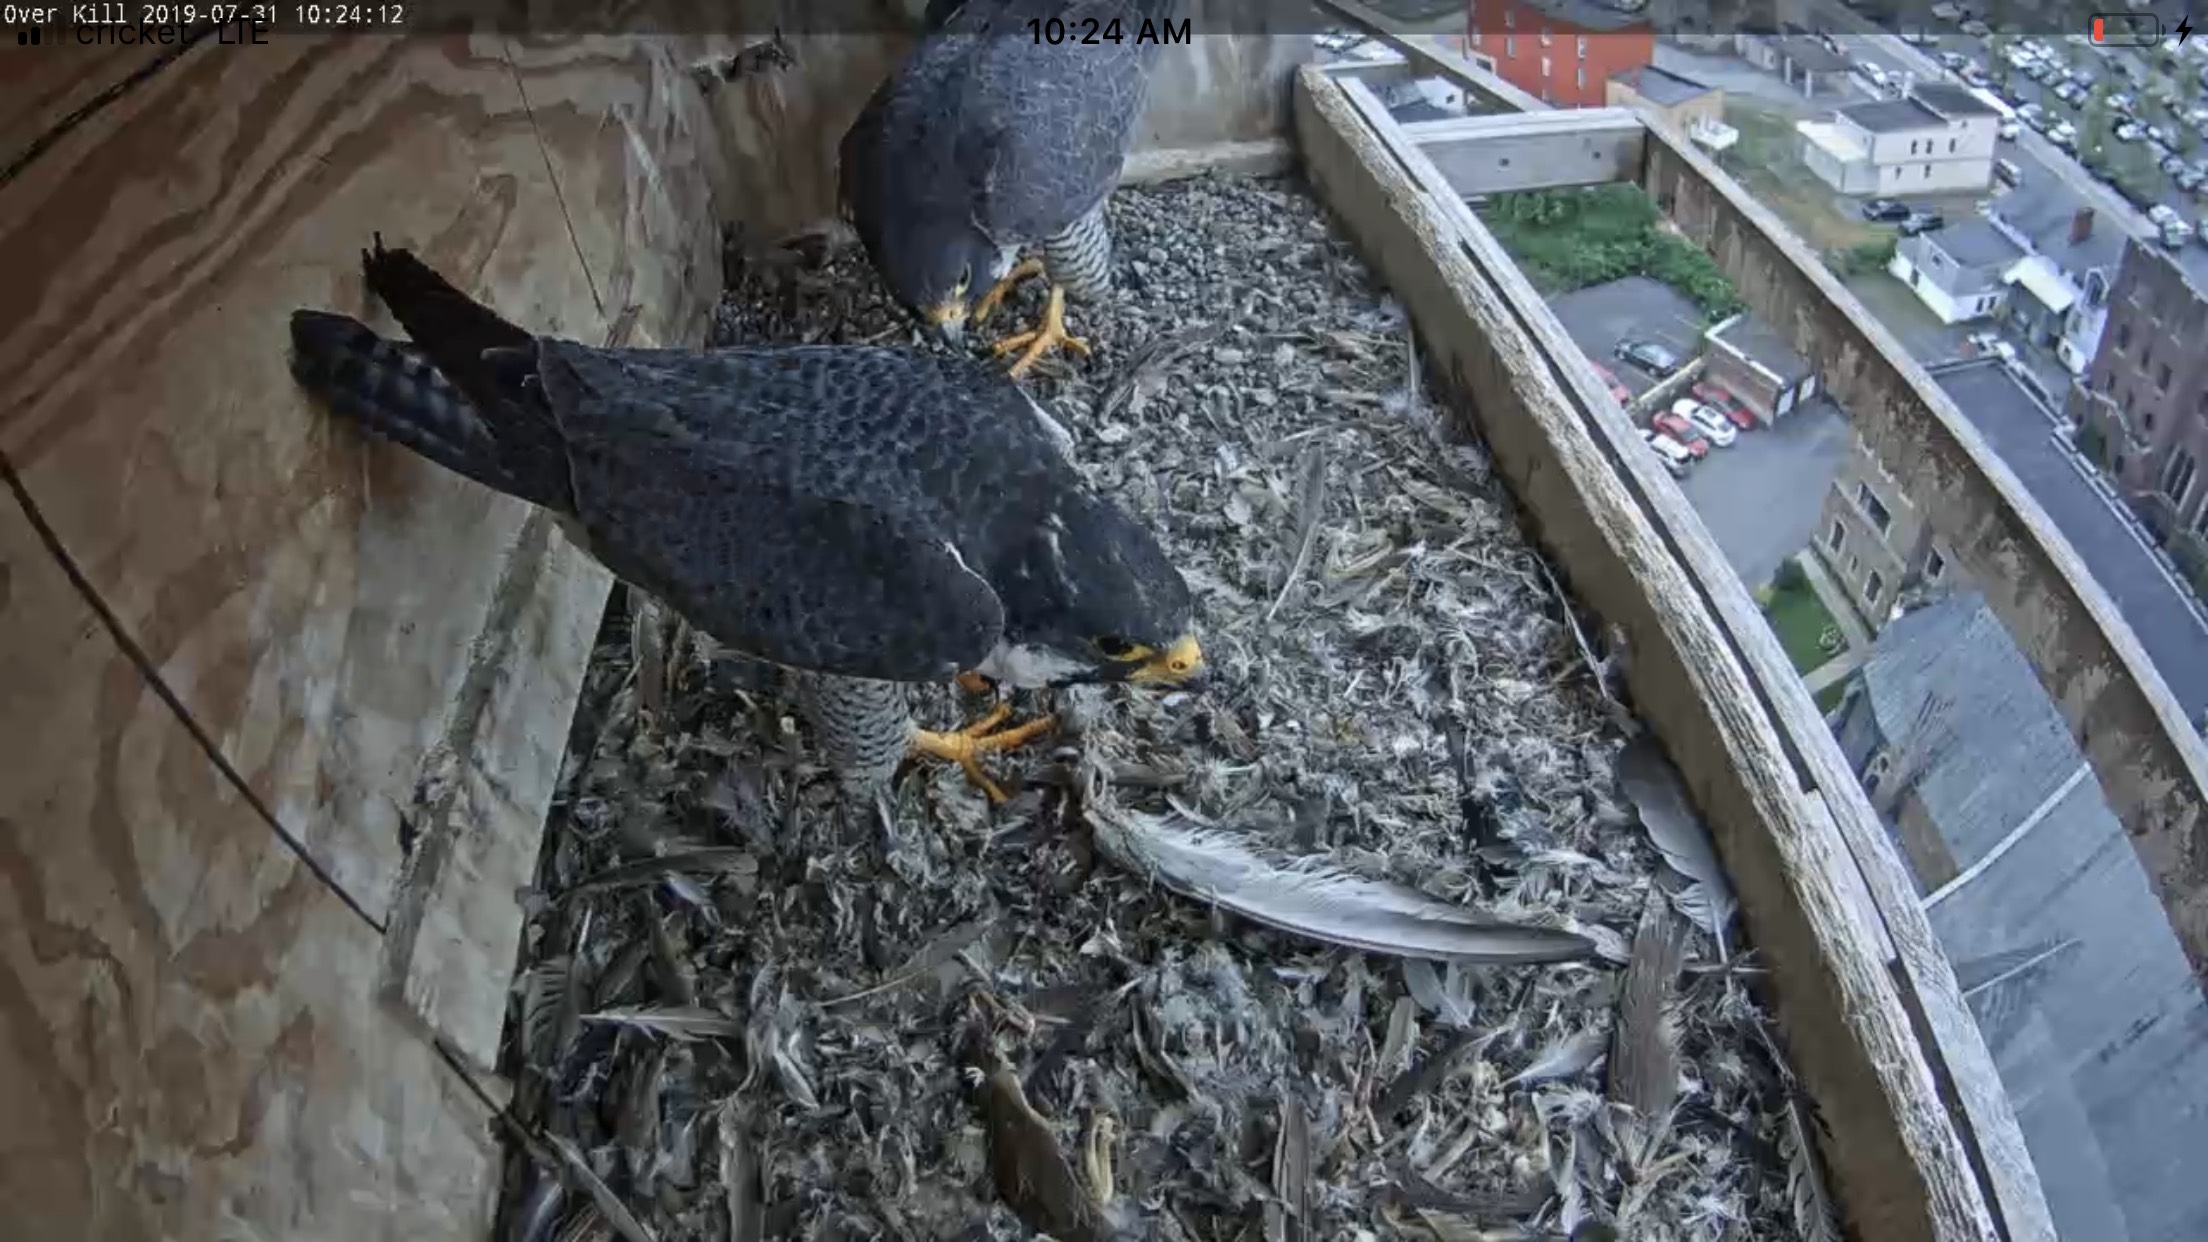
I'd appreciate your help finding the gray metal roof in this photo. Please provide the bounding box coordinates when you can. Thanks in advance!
[1913,82,2000,118]
[1610,64,1713,107]
[1773,35,1850,74]
[1708,313,1812,383]
[1843,98,1942,133]
[1928,358,2208,718]
[1926,217,2026,269]
[1517,0,1651,33]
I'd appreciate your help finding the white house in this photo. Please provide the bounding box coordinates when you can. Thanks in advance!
[1889,217,2028,324]
[1797,83,2001,196]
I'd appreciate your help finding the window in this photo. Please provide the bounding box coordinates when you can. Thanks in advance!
[2166,449,2199,508]
[2144,342,2155,372]
[1924,163,1933,177]
[1577,35,1587,59]
[2160,362,2173,392]
[1503,7,1513,26]
[2198,387,2208,415]
[1469,31,1482,49]
[1540,55,1551,78]
[1848,551,1862,573]
[1829,520,1847,553]
[1924,547,1947,580]
[1506,34,1516,57]
[1866,570,1886,604]
[1540,27,1552,47]
[1577,65,1586,90]
[1949,137,1958,152]
[1910,139,1920,155]
[2118,321,2132,352]
[2148,412,2158,433]
[1856,481,1893,535]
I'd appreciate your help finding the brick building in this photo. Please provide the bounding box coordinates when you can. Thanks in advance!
[1464,0,1654,109]
[2076,238,2208,552]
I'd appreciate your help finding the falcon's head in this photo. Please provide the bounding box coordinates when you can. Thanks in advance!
[978,489,1206,693]
[873,218,1013,346]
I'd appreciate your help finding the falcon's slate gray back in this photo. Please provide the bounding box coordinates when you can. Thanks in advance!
[288,239,1204,801]
[841,0,1184,369]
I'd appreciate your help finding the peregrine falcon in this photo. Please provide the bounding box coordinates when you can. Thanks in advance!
[287,238,1205,801]
[840,0,1184,376]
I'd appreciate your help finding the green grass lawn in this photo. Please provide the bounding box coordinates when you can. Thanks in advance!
[1762,577,1847,676]
[1815,681,1850,713]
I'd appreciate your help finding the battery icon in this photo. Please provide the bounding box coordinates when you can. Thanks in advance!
[2091,12,2163,45]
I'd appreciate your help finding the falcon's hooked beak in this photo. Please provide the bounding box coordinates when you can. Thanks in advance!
[923,298,970,345]
[1126,634,1208,691]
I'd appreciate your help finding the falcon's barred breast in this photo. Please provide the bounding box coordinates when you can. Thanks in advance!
[288,238,1204,800]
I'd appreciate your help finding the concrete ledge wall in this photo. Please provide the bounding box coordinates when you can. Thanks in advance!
[0,19,1301,1238]
[1638,127,2208,982]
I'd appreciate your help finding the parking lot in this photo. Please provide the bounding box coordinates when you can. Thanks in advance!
[1549,278,1854,590]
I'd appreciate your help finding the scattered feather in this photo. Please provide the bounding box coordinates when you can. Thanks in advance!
[1616,734,1737,956]
[1606,888,1688,1170]
[1508,1027,1609,1088]
[581,1007,744,1042]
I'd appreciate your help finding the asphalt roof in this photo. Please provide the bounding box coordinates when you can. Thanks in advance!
[1991,181,2126,279]
[1708,313,1812,382]
[1856,592,2091,864]
[1773,35,1850,74]
[1912,82,2000,118]
[1609,64,1712,107]
[1928,358,2208,718]
[1927,217,2027,269]
[1843,98,1943,133]
[1514,0,1650,33]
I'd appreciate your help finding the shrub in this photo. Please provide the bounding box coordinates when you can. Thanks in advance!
[1480,185,1744,319]
[1773,557,1811,594]
[2173,532,2208,608]
[1829,237,1896,277]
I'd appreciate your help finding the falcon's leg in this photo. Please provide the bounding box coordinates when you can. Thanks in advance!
[955,670,996,695]
[989,205,1111,378]
[913,705,1057,804]
[794,673,914,794]
[972,257,1045,326]
[991,285,1092,379]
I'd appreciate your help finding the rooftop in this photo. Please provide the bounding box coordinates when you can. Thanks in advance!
[1913,82,2001,119]
[1772,35,1851,74]
[1992,183,2127,279]
[1708,311,1812,382]
[1927,358,2208,717]
[1931,217,2028,269]
[1843,98,1944,134]
[1501,0,1652,33]
[1610,64,1714,107]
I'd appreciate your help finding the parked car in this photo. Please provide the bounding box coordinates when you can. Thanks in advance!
[2109,93,2137,115]
[1674,399,1739,447]
[2148,124,2173,146]
[1965,331,2017,363]
[1995,158,2024,186]
[1649,410,1712,457]
[2117,120,2145,143]
[1691,382,1759,431]
[2163,220,2195,249]
[1899,211,1947,236]
[2149,203,2180,227]
[1861,197,1913,223]
[1930,0,1962,19]
[2179,168,2205,195]
[2163,153,2190,176]
[1614,338,1684,377]
[1937,50,1967,70]
[1998,119,2019,142]
[1591,362,1634,406]
[1637,428,1691,477]
[1960,17,1991,36]
[2017,102,2047,128]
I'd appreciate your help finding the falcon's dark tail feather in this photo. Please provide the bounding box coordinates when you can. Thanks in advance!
[360,236,535,415]
[288,311,563,508]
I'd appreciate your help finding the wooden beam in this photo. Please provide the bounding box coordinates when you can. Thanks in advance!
[1638,122,2208,984]
[1310,67,2011,1242]
[1400,109,1647,195]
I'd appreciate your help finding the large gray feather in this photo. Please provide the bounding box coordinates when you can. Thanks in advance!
[1616,734,1736,956]
[1606,889,1688,1170]
[1088,803,1594,964]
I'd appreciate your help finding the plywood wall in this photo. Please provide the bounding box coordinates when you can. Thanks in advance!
[0,16,1303,1237]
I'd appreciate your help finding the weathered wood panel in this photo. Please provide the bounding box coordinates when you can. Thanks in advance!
[1298,66,2005,1241]
[0,492,499,1240]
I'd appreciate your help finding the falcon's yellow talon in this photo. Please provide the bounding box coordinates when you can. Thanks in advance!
[912,710,1059,803]
[956,670,996,695]
[990,285,1089,377]
[972,257,1045,326]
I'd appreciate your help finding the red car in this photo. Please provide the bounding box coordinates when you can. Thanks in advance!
[1592,362,1635,407]
[1692,382,1759,431]
[1650,410,1712,456]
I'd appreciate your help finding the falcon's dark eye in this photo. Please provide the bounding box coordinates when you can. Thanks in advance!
[1096,635,1137,659]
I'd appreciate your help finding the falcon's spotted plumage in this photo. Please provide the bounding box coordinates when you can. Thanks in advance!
[841,0,1184,376]
[288,239,1204,801]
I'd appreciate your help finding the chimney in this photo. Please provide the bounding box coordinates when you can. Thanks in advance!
[2071,207,2095,243]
